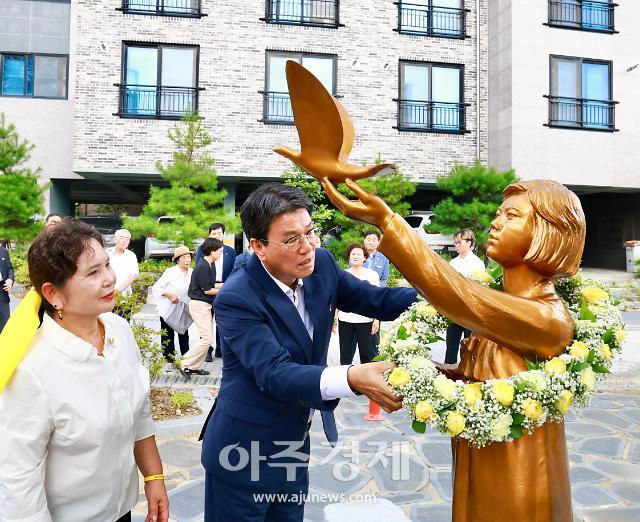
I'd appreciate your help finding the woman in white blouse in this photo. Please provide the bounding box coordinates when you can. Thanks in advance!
[0,219,168,522]
[337,243,380,364]
[152,245,193,362]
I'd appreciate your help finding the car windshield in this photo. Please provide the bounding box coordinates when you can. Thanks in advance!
[405,216,424,228]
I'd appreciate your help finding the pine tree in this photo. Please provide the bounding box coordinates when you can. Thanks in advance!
[0,113,46,243]
[124,115,238,245]
[427,160,518,248]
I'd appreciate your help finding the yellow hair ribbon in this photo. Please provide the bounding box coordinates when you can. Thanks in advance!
[0,289,42,394]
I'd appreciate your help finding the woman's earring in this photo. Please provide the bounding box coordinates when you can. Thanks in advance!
[54,305,63,320]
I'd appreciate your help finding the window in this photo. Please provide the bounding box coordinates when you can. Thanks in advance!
[547,56,616,131]
[118,44,199,119]
[264,0,340,27]
[547,1,616,33]
[1,53,68,98]
[263,52,337,124]
[120,0,202,17]
[397,61,465,132]
[397,0,466,38]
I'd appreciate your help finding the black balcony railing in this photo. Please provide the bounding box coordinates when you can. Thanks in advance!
[547,1,616,33]
[117,85,199,119]
[262,91,294,124]
[120,0,203,17]
[396,99,467,132]
[546,95,617,131]
[263,0,340,27]
[396,2,467,38]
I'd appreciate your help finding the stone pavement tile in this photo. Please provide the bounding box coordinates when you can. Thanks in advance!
[416,441,452,469]
[619,409,640,423]
[368,451,429,495]
[565,422,615,437]
[410,503,451,522]
[570,453,585,464]
[323,498,410,522]
[168,480,205,522]
[308,460,371,495]
[629,442,640,464]
[569,465,609,484]
[572,484,621,508]
[610,481,640,503]
[591,459,640,479]
[428,470,452,502]
[337,411,381,429]
[383,491,432,504]
[158,439,202,468]
[581,508,640,522]
[581,410,635,430]
[390,420,415,435]
[359,429,412,452]
[574,437,625,459]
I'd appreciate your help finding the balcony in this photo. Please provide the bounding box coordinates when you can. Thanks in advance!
[263,0,340,28]
[546,95,618,131]
[396,2,467,38]
[262,91,294,124]
[119,0,203,18]
[547,1,616,33]
[116,85,199,119]
[396,100,467,133]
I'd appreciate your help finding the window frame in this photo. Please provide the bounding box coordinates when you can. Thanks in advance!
[117,41,201,120]
[546,54,617,132]
[262,0,342,29]
[0,52,69,100]
[396,0,469,39]
[545,0,618,34]
[396,59,467,134]
[119,0,205,19]
[262,50,338,125]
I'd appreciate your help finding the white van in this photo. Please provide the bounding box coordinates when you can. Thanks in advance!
[404,211,456,251]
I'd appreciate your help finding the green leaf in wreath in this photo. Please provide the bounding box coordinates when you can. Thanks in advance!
[515,381,526,393]
[587,349,595,364]
[525,358,540,371]
[592,363,611,374]
[373,354,388,362]
[579,300,597,322]
[567,360,575,373]
[512,413,525,426]
[412,420,426,434]
[509,426,524,439]
[571,361,590,372]
[397,325,408,340]
[613,299,621,306]
[602,329,614,345]
[489,282,503,290]
[489,264,503,280]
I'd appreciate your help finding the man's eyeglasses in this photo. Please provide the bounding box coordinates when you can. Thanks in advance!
[261,228,320,252]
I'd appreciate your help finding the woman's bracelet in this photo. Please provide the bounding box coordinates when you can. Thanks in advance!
[143,474,165,483]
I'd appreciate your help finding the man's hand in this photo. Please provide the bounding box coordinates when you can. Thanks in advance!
[347,361,403,413]
[144,480,169,522]
[320,178,395,232]
[3,279,12,293]
[371,320,380,335]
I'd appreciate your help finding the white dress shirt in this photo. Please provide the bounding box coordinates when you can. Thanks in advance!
[0,313,155,522]
[449,251,485,278]
[262,263,356,402]
[338,267,380,324]
[214,255,224,283]
[151,264,193,318]
[106,247,140,294]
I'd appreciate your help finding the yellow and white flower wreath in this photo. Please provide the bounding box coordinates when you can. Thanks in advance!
[378,272,625,447]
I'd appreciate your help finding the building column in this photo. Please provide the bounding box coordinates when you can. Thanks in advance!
[49,179,72,216]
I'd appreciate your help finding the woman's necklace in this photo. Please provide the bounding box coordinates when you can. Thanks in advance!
[95,320,106,357]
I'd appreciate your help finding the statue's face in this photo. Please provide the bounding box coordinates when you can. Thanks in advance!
[487,193,535,268]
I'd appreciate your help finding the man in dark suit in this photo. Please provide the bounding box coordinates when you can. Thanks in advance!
[200,184,416,521]
[195,222,237,360]
[0,245,14,333]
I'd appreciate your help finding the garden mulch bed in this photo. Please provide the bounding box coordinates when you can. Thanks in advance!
[150,387,202,421]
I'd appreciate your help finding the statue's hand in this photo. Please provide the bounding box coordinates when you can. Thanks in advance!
[434,361,463,381]
[321,178,395,231]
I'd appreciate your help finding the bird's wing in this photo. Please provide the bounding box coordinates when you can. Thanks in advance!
[333,97,355,160]
[285,60,345,158]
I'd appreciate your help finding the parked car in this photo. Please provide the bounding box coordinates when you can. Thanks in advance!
[405,211,456,252]
[77,215,145,260]
[144,216,176,259]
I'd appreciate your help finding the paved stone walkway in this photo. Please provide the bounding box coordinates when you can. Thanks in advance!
[132,391,640,522]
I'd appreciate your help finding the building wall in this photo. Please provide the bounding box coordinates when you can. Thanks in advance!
[72,1,488,183]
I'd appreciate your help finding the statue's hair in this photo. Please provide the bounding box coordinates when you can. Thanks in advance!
[503,180,585,278]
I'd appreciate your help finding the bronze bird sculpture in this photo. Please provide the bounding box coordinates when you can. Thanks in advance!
[274,60,394,183]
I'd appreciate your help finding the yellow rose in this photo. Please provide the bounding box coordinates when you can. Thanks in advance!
[615,329,625,343]
[580,367,596,391]
[434,374,457,401]
[554,390,574,415]
[520,370,547,392]
[522,399,544,421]
[569,341,590,362]
[493,381,515,407]
[408,356,435,371]
[490,413,512,439]
[463,382,483,406]
[402,321,414,334]
[472,270,494,283]
[580,287,609,304]
[544,357,567,375]
[415,400,435,422]
[446,411,466,436]
[392,339,415,352]
[388,368,411,388]
[416,303,437,317]
[599,343,612,360]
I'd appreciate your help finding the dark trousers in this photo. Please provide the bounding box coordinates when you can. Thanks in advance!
[0,299,9,334]
[445,323,471,364]
[160,316,190,361]
[116,513,131,522]
[206,303,222,358]
[339,321,375,364]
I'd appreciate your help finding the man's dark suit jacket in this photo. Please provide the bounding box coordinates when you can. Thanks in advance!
[200,248,416,491]
[0,246,14,303]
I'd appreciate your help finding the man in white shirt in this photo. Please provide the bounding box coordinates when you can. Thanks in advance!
[107,229,139,295]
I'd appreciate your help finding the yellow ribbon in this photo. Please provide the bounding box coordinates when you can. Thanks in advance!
[0,289,42,394]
